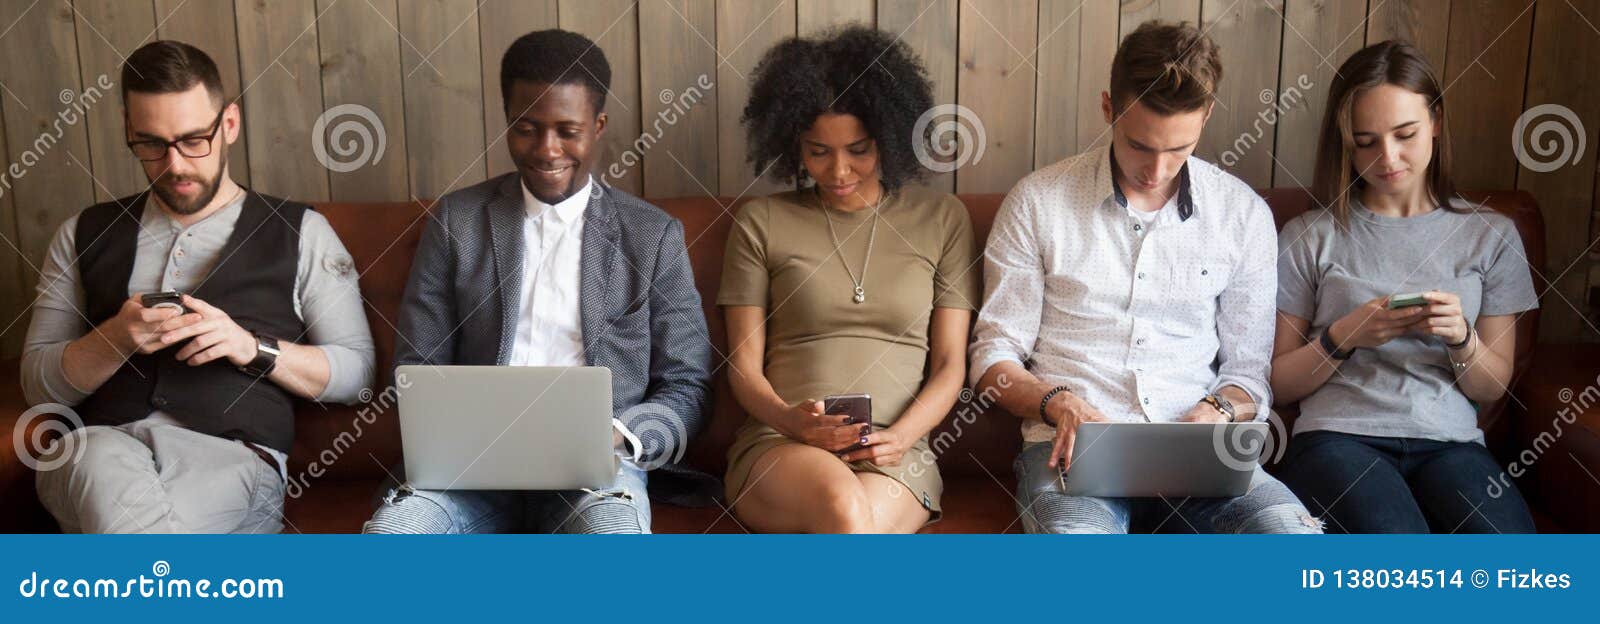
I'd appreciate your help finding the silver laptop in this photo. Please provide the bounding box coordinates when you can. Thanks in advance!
[1061,422,1267,497]
[396,365,616,491]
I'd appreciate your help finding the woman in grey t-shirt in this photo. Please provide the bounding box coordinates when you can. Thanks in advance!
[1270,41,1537,533]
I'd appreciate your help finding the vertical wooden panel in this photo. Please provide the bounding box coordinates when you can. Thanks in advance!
[157,0,251,188]
[638,0,719,198]
[235,0,329,201]
[1075,0,1119,152]
[316,0,409,201]
[716,0,794,197]
[1272,0,1367,188]
[399,0,486,199]
[72,0,157,201]
[1197,0,1282,188]
[1365,0,1451,68]
[1441,0,1534,189]
[955,0,1036,194]
[0,2,97,309]
[0,102,25,355]
[562,0,644,196]
[1518,0,1600,341]
[479,0,557,181]
[1120,0,1200,37]
[1035,0,1084,167]
[881,0,958,193]
[799,0,876,34]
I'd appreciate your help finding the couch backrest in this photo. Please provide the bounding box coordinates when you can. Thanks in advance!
[304,189,1546,481]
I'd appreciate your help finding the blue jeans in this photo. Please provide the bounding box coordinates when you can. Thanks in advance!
[1277,430,1535,534]
[1014,441,1323,534]
[362,463,652,534]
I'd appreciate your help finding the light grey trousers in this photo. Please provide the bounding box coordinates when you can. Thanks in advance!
[35,421,285,534]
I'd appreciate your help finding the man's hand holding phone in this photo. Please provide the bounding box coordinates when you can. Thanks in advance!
[101,294,186,356]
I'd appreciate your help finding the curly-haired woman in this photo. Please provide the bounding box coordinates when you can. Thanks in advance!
[716,26,980,533]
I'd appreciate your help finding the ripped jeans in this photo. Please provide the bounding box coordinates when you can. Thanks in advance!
[362,463,651,534]
[1013,442,1322,534]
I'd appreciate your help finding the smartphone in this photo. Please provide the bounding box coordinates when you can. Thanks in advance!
[1387,292,1428,309]
[823,393,872,455]
[140,290,191,314]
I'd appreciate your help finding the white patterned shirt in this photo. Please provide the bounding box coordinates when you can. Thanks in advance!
[969,146,1278,443]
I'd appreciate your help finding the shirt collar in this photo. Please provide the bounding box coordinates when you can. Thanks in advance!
[143,187,248,233]
[1101,145,1196,221]
[521,175,593,223]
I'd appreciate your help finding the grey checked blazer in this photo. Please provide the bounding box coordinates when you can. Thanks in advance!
[395,173,714,470]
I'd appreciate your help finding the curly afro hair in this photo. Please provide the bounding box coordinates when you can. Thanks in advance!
[742,26,934,191]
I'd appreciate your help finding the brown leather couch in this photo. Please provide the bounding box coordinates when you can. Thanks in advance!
[1,188,1593,533]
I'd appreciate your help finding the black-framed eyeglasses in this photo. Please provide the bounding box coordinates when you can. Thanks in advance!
[126,108,226,162]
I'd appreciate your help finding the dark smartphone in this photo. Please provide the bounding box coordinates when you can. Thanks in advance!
[140,291,191,315]
[823,393,872,455]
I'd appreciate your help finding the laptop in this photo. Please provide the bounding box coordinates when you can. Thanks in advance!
[396,365,616,491]
[1060,421,1268,497]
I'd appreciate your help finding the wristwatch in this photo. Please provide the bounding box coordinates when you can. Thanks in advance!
[1318,328,1354,360]
[1200,393,1236,422]
[239,332,281,378]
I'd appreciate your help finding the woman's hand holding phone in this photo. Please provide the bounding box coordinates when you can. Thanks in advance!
[839,427,914,466]
[1327,295,1427,351]
[1406,290,1470,345]
[775,399,863,452]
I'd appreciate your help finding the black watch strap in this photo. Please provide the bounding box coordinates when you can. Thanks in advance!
[240,333,281,378]
[1445,322,1473,349]
[1318,329,1353,360]
[1039,385,1071,426]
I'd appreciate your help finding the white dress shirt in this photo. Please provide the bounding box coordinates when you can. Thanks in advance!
[508,177,642,462]
[969,146,1278,444]
[509,178,590,367]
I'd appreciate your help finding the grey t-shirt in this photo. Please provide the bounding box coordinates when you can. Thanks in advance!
[1276,199,1538,444]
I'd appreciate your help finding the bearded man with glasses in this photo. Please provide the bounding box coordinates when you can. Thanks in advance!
[21,41,375,533]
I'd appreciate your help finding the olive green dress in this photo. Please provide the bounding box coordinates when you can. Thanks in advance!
[717,186,980,520]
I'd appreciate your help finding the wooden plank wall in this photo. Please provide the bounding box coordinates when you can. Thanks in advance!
[0,0,1597,354]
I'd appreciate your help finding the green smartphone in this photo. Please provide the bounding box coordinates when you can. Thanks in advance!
[1387,292,1428,309]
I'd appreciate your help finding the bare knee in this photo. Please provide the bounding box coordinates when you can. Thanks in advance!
[815,481,876,533]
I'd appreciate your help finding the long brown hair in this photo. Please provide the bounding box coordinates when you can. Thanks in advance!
[1312,40,1458,224]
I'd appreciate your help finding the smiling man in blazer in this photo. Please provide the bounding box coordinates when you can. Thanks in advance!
[363,29,713,534]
